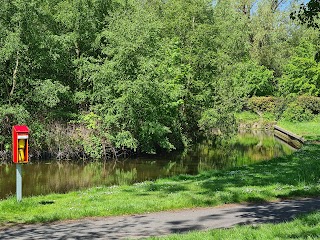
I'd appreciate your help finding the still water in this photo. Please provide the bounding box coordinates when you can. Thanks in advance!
[0,131,295,199]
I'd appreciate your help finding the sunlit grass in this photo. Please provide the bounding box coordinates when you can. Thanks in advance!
[278,120,320,141]
[236,111,320,141]
[235,111,260,122]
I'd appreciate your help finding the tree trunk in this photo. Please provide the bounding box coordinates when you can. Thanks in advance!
[10,51,19,97]
[272,0,285,12]
[75,42,80,59]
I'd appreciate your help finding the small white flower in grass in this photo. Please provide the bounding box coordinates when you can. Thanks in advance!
[244,188,254,193]
[104,191,114,195]
[228,170,241,175]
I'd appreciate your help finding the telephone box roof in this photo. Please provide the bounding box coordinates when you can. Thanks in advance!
[13,125,29,132]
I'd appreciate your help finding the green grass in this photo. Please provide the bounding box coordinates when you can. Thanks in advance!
[278,120,320,141]
[1,142,320,226]
[236,111,320,141]
[235,111,276,122]
[235,111,261,122]
[148,211,320,239]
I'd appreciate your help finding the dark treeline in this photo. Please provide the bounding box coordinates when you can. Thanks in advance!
[0,0,319,160]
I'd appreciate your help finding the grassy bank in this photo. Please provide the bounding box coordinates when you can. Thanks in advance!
[146,121,320,240]
[236,111,320,142]
[277,120,320,141]
[0,141,320,226]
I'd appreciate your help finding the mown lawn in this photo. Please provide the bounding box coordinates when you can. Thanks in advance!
[277,120,320,141]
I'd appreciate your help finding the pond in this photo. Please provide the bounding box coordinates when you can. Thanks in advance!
[0,130,296,199]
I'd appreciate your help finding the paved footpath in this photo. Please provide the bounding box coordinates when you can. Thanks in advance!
[1,198,320,239]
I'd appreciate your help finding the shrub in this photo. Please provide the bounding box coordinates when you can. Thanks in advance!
[297,96,320,114]
[0,104,30,151]
[247,97,276,114]
[246,96,320,121]
[281,103,314,122]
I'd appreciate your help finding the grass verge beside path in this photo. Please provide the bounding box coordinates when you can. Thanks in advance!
[148,211,320,240]
[1,142,320,226]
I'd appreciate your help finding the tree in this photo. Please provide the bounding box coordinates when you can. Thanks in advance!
[291,0,320,61]
[278,35,320,96]
[249,0,293,77]
[291,0,320,28]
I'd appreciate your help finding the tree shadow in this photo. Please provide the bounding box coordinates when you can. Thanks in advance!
[236,198,320,225]
[141,144,320,205]
[1,198,320,239]
[199,144,320,199]
[145,182,187,193]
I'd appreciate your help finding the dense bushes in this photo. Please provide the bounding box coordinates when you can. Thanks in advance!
[1,1,320,161]
[245,96,320,122]
[247,97,276,115]
[281,103,314,122]
[297,96,320,114]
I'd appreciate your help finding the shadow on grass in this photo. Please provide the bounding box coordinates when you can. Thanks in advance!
[146,183,187,193]
[39,201,55,205]
[144,144,320,203]
[2,199,320,239]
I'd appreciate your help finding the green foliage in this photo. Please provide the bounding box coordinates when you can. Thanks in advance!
[292,0,320,29]
[250,0,292,77]
[0,104,30,150]
[245,96,320,122]
[313,114,320,122]
[281,102,314,122]
[232,61,274,97]
[32,80,69,108]
[247,97,276,114]
[297,96,320,114]
[78,112,111,160]
[0,0,319,158]
[278,39,320,96]
[198,109,236,138]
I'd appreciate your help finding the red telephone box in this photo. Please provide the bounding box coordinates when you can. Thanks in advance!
[12,125,29,164]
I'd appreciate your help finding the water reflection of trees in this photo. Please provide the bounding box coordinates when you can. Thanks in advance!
[0,131,295,199]
[181,131,294,173]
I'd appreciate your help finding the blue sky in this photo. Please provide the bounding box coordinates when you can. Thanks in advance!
[280,0,310,10]
[249,0,311,13]
[211,1,311,10]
